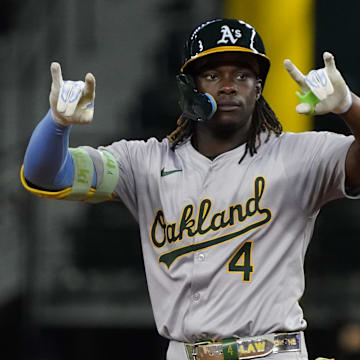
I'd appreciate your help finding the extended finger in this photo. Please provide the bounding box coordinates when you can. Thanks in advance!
[323,51,338,78]
[283,59,307,91]
[83,73,96,100]
[50,62,63,89]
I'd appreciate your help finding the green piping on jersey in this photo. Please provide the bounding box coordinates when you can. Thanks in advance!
[86,150,119,203]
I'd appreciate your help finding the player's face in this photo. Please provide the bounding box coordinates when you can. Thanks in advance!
[192,53,262,134]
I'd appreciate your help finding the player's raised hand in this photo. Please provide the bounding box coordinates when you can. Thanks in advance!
[49,62,96,126]
[284,52,352,115]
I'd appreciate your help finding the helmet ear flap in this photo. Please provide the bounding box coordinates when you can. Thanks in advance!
[176,73,217,122]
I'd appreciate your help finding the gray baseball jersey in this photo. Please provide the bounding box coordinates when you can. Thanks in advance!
[97,130,357,343]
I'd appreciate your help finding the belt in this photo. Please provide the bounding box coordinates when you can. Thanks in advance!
[185,332,302,360]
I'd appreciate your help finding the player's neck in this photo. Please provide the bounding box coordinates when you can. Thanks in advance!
[192,124,250,158]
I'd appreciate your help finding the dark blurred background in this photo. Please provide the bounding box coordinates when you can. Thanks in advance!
[0,0,359,359]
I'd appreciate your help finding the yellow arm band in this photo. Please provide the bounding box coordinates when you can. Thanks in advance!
[20,165,75,199]
[20,148,95,200]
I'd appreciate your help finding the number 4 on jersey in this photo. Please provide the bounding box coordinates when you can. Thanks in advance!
[227,241,254,282]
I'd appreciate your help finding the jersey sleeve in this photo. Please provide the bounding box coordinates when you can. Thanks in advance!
[280,131,358,214]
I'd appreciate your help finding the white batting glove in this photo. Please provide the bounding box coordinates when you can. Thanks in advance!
[49,62,96,126]
[284,52,352,115]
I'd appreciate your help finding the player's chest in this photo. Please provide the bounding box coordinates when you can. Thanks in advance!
[143,153,291,228]
[147,157,281,269]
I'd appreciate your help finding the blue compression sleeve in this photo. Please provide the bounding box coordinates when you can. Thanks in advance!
[23,110,96,190]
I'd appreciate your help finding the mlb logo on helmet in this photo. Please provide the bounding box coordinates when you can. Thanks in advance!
[181,19,271,86]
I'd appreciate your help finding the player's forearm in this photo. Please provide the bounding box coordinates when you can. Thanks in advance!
[339,92,360,192]
[23,109,74,189]
[340,92,360,141]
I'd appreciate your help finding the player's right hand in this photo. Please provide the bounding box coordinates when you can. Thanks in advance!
[49,62,96,126]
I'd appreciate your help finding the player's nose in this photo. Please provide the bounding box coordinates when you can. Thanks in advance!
[218,76,237,95]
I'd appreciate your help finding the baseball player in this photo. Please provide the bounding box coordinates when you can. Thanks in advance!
[21,18,360,360]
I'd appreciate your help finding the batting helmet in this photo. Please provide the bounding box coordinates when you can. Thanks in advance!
[181,19,270,85]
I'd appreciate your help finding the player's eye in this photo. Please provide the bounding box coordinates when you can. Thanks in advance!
[203,73,218,81]
[236,72,248,81]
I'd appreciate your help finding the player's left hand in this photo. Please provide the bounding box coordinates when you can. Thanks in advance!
[284,52,352,115]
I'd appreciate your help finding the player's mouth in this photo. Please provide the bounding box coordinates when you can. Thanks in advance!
[217,100,241,112]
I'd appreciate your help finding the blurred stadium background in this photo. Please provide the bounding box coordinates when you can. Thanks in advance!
[1,0,360,359]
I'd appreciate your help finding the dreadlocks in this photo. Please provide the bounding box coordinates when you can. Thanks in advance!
[167,95,282,163]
